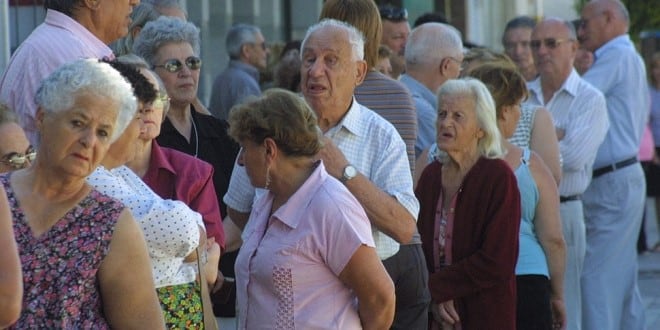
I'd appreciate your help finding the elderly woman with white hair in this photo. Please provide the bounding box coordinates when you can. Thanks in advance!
[1,59,165,328]
[416,78,521,330]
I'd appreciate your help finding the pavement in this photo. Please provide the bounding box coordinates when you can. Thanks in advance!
[640,251,660,330]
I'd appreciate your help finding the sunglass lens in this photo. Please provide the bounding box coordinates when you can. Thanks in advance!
[186,57,202,70]
[164,59,183,73]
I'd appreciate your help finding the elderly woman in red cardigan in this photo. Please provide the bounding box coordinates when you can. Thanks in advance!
[416,78,521,330]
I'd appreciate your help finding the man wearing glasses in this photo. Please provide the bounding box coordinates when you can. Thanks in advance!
[577,1,649,329]
[399,23,464,158]
[525,18,609,330]
[209,24,269,121]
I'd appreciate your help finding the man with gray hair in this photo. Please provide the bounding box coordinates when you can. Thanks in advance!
[578,1,649,329]
[223,19,421,329]
[400,22,464,157]
[525,17,609,330]
[209,24,269,120]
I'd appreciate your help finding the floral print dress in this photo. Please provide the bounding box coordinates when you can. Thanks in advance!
[1,173,123,329]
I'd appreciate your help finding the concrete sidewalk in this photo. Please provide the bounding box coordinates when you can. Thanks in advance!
[640,251,660,330]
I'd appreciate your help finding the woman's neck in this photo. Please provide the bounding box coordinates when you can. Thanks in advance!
[269,158,317,212]
[126,139,152,178]
[444,149,480,176]
[17,163,89,203]
[166,104,193,142]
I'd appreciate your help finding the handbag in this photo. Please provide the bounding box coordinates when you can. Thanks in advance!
[197,247,220,330]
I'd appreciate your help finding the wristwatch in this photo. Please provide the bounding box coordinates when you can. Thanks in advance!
[340,164,358,183]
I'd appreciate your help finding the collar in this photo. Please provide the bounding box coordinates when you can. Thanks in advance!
[228,60,260,81]
[45,9,112,57]
[528,68,581,103]
[400,74,437,106]
[326,97,364,138]
[269,161,327,229]
[150,140,176,175]
[594,34,632,60]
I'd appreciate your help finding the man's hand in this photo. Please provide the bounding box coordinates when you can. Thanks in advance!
[316,137,349,179]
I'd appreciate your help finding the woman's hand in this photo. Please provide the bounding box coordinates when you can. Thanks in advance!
[551,296,567,330]
[432,300,460,326]
[204,238,221,286]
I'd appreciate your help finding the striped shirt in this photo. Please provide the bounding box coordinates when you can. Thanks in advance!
[526,69,609,196]
[224,98,419,260]
[0,9,113,146]
[355,71,417,176]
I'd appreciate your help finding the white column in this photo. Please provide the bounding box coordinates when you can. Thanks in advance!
[0,0,10,73]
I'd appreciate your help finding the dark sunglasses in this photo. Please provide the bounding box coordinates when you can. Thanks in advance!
[153,56,202,73]
[379,6,408,21]
[530,38,572,50]
[1,146,36,169]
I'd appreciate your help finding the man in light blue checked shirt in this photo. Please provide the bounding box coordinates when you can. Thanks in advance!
[577,1,649,329]
[223,19,429,329]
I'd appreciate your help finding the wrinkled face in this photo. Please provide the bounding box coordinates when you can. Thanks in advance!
[375,57,393,78]
[578,3,607,52]
[138,69,168,141]
[95,0,139,44]
[105,108,144,165]
[301,26,365,116]
[531,21,577,78]
[246,32,269,70]
[236,140,267,188]
[0,123,33,173]
[436,93,483,154]
[503,27,534,73]
[153,42,200,106]
[382,20,410,56]
[37,93,118,178]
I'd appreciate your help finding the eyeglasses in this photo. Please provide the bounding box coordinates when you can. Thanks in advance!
[251,42,267,51]
[153,56,202,73]
[578,12,603,29]
[446,56,465,72]
[530,38,572,50]
[379,6,408,21]
[1,146,36,169]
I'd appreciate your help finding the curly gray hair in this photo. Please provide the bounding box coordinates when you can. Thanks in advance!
[132,16,200,67]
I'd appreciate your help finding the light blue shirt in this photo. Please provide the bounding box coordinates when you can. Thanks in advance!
[400,74,438,157]
[224,98,419,260]
[209,60,261,120]
[582,35,649,168]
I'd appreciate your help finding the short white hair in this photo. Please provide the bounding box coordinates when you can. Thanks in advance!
[301,19,365,61]
[35,59,137,142]
[436,78,505,161]
[405,22,463,68]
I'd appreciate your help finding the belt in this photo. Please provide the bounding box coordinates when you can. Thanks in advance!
[592,157,638,178]
[560,195,581,203]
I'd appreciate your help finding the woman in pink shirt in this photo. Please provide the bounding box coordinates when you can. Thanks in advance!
[228,89,395,329]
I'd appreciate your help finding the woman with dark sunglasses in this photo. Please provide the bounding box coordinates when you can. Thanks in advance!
[0,105,34,173]
[133,16,239,222]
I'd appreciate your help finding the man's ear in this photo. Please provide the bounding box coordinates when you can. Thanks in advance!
[355,60,368,86]
[35,108,45,131]
[240,44,251,61]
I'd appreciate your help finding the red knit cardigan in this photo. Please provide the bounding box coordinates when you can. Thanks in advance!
[415,157,521,330]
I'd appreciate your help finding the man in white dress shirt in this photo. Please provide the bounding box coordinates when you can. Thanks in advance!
[223,19,429,329]
[525,18,609,330]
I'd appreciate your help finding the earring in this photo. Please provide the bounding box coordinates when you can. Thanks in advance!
[264,165,271,190]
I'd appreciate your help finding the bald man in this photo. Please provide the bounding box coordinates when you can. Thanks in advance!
[577,1,649,329]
